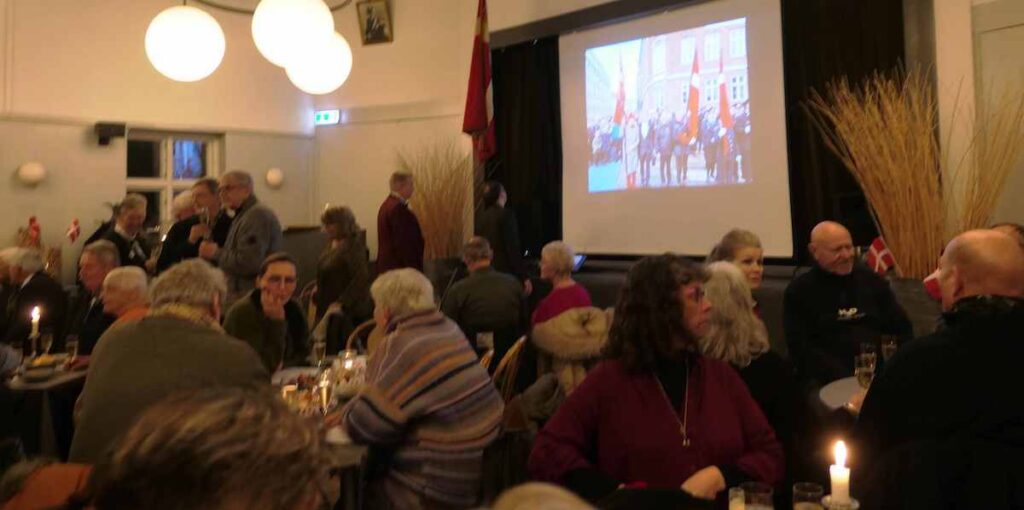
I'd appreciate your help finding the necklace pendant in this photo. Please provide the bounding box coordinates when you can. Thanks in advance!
[682,437,691,448]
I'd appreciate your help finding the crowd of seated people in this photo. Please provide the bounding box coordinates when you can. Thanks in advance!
[2,164,1024,510]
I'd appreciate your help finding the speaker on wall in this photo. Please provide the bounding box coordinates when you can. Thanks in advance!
[94,122,126,146]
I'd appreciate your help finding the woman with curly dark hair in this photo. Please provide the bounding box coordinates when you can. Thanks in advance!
[528,254,783,504]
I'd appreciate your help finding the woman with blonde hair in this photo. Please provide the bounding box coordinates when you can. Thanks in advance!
[707,228,765,290]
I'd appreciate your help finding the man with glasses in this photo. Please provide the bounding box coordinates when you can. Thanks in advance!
[199,170,283,304]
[155,178,233,273]
[783,221,912,391]
[224,253,308,373]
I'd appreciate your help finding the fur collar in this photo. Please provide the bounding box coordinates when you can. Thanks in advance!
[531,307,612,361]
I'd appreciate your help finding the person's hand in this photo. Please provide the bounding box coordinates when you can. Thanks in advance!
[189,224,211,243]
[144,258,157,273]
[523,279,534,296]
[680,466,725,500]
[198,241,219,260]
[262,290,286,320]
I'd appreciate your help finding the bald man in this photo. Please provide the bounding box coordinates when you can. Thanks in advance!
[852,230,1024,507]
[783,221,912,388]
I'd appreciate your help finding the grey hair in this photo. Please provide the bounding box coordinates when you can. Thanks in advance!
[171,191,194,216]
[149,259,227,310]
[708,229,762,263]
[222,170,254,190]
[6,248,44,274]
[463,236,493,263]
[120,193,148,213]
[103,267,150,304]
[371,269,435,318]
[542,241,576,277]
[699,261,769,367]
[82,240,121,268]
[389,171,412,191]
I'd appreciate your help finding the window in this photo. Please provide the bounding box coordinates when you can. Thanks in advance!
[704,78,719,105]
[729,30,747,58]
[679,37,696,66]
[126,130,222,231]
[730,75,748,102]
[652,37,666,75]
[704,33,720,62]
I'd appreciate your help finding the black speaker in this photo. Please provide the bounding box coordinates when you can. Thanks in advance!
[94,122,126,146]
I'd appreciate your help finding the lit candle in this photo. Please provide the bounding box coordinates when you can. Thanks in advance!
[30,306,41,338]
[830,440,851,505]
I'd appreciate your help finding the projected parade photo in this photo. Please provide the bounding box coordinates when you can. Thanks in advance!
[586,18,752,193]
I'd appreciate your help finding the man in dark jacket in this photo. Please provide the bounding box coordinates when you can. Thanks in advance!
[99,193,151,271]
[3,248,67,352]
[224,253,309,373]
[67,240,119,355]
[784,221,912,390]
[853,229,1024,508]
[376,172,424,274]
[156,178,233,273]
[475,181,529,289]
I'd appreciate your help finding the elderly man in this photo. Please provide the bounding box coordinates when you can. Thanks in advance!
[101,266,149,325]
[154,190,195,274]
[376,172,424,273]
[783,221,911,388]
[441,237,526,356]
[853,230,1024,508]
[341,269,503,508]
[2,248,67,351]
[100,193,151,270]
[199,171,283,304]
[224,253,309,373]
[69,259,268,463]
[156,178,234,273]
[68,240,120,355]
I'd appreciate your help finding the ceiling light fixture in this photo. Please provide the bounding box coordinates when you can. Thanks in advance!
[145,5,226,82]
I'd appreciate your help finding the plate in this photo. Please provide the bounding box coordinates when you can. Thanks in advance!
[21,366,57,382]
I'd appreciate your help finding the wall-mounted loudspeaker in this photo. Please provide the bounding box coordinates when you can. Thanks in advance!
[95,122,127,146]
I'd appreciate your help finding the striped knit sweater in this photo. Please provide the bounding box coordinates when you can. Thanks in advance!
[342,309,503,507]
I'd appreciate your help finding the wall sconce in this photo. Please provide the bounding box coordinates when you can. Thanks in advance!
[17,162,47,186]
[265,167,285,188]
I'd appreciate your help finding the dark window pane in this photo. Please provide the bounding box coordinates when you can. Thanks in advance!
[136,191,163,230]
[173,140,207,180]
[127,140,161,178]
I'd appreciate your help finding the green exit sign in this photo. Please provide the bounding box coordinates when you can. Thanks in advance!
[314,110,341,126]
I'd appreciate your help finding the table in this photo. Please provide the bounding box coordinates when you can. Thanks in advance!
[819,376,862,412]
[6,369,87,459]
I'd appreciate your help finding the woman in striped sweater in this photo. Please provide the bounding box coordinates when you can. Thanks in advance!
[341,268,504,509]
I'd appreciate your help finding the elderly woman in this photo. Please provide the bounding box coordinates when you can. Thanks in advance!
[701,262,799,481]
[341,269,503,509]
[315,206,372,345]
[528,255,783,503]
[707,229,765,290]
[532,241,591,326]
[101,266,150,325]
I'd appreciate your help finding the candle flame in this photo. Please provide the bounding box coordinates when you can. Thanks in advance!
[30,306,40,320]
[834,440,847,468]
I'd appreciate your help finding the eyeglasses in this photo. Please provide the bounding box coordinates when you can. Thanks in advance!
[265,275,297,286]
[683,286,705,302]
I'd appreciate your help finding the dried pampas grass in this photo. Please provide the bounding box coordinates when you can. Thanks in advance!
[400,140,473,260]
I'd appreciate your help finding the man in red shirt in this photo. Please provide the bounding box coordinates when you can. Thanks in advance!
[376,172,425,274]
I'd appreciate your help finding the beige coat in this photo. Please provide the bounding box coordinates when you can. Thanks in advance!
[531,307,612,396]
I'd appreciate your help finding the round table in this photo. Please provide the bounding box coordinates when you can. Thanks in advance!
[819,376,863,411]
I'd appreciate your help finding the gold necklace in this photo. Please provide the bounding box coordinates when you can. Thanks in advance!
[655,357,691,448]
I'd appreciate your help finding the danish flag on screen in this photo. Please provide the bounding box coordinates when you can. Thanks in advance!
[866,236,896,274]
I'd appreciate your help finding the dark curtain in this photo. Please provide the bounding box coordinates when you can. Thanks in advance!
[490,37,562,258]
[781,0,905,262]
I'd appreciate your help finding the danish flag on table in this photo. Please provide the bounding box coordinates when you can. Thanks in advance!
[66,218,81,243]
[866,236,896,274]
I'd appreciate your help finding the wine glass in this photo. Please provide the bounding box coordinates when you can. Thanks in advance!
[39,333,54,356]
[793,482,824,510]
[881,335,898,362]
[855,354,875,390]
[313,340,327,369]
[65,334,80,363]
[859,342,877,371]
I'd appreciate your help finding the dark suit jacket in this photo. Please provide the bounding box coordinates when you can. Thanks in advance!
[65,291,117,356]
[475,206,526,280]
[4,272,68,351]
[156,212,233,274]
[376,195,424,273]
[99,229,150,270]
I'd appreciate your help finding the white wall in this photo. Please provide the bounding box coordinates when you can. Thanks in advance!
[225,132,316,228]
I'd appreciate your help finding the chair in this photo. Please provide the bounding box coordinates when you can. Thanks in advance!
[492,336,526,403]
[298,281,317,332]
[479,349,495,370]
[345,319,377,354]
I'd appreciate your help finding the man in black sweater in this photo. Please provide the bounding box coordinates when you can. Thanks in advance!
[784,221,912,389]
[852,229,1024,508]
[475,181,531,294]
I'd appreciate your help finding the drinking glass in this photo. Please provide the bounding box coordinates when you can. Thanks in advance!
[338,349,358,380]
[793,482,824,510]
[313,341,327,368]
[741,481,774,510]
[881,335,898,362]
[729,487,746,510]
[317,370,334,415]
[65,334,79,362]
[855,354,875,390]
[859,343,877,370]
[39,333,53,356]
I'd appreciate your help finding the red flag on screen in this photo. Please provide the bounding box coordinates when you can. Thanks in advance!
[462,0,495,162]
[687,47,700,138]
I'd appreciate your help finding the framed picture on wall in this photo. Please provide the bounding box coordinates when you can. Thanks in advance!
[357,0,393,45]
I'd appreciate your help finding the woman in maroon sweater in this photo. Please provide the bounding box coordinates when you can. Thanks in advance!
[528,254,784,503]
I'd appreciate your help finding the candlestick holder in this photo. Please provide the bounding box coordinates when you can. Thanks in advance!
[822,495,860,509]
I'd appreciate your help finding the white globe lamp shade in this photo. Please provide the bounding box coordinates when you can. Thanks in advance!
[285,32,353,95]
[265,167,285,188]
[145,6,226,82]
[252,0,335,68]
[17,162,46,186]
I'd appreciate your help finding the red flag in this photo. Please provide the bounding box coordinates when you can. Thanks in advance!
[462,0,495,162]
[27,216,41,243]
[866,236,896,274]
[687,46,700,138]
[718,52,734,130]
[66,218,81,243]
[613,57,625,125]
[922,269,941,301]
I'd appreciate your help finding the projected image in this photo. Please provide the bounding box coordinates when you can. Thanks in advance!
[586,18,752,192]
